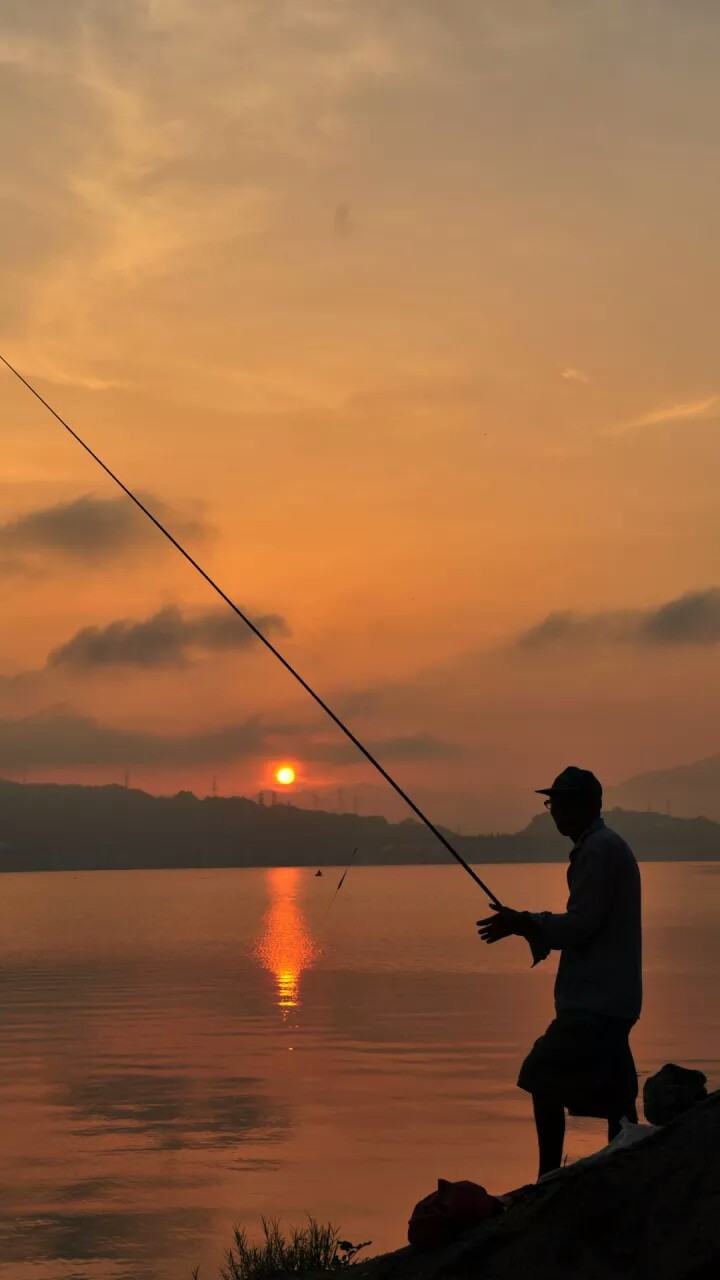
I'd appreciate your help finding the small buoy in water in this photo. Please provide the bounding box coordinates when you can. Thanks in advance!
[315,870,323,877]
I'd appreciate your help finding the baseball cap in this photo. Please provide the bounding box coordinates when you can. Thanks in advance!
[535,766,602,803]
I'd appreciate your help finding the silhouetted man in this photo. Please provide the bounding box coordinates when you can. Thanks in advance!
[477,767,642,1179]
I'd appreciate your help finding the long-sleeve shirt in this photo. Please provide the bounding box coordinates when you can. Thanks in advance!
[527,817,642,1021]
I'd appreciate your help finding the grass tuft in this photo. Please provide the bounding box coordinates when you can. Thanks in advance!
[193,1216,371,1280]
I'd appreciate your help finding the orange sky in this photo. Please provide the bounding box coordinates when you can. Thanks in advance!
[2,1,720,829]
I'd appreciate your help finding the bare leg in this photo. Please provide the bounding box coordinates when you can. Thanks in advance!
[532,1095,565,1179]
[608,1101,638,1143]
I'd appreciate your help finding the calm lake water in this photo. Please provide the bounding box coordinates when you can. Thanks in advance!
[0,862,718,1279]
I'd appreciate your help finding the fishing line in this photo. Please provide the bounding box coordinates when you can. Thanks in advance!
[1,353,502,908]
[318,847,359,926]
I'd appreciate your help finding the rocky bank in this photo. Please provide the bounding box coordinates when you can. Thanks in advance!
[348,1090,720,1280]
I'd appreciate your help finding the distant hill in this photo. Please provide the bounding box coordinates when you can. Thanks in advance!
[608,752,720,821]
[0,778,719,871]
[280,781,515,832]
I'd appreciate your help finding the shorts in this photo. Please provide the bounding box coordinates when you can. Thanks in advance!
[517,1010,638,1119]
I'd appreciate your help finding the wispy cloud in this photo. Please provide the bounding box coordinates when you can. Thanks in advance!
[561,367,589,383]
[2,355,128,392]
[0,557,41,580]
[606,394,719,437]
[517,587,720,650]
[0,0,417,399]
[48,604,289,671]
[0,707,459,772]
[0,495,211,567]
[303,732,464,765]
[0,709,267,768]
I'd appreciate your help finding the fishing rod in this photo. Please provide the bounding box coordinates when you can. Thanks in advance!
[1,353,503,909]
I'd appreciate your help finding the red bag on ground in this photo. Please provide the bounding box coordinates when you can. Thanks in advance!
[408,1178,503,1251]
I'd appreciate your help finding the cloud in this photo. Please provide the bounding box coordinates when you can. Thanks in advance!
[7,358,127,392]
[0,706,457,772]
[517,610,621,649]
[48,604,289,671]
[304,731,464,765]
[0,494,210,565]
[607,394,719,437]
[376,732,464,760]
[517,587,720,650]
[0,709,268,768]
[638,589,720,645]
[561,367,589,383]
[0,557,41,580]
[0,0,415,396]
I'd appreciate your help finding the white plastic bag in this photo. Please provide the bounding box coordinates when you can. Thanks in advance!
[607,1117,659,1151]
[568,1117,659,1171]
[535,1117,660,1184]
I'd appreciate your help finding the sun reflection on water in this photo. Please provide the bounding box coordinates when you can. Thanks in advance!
[254,868,320,1022]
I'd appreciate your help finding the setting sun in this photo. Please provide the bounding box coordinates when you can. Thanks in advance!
[275,766,296,786]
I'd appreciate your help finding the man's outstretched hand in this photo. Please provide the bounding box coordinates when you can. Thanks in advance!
[477,904,551,967]
[477,904,526,944]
